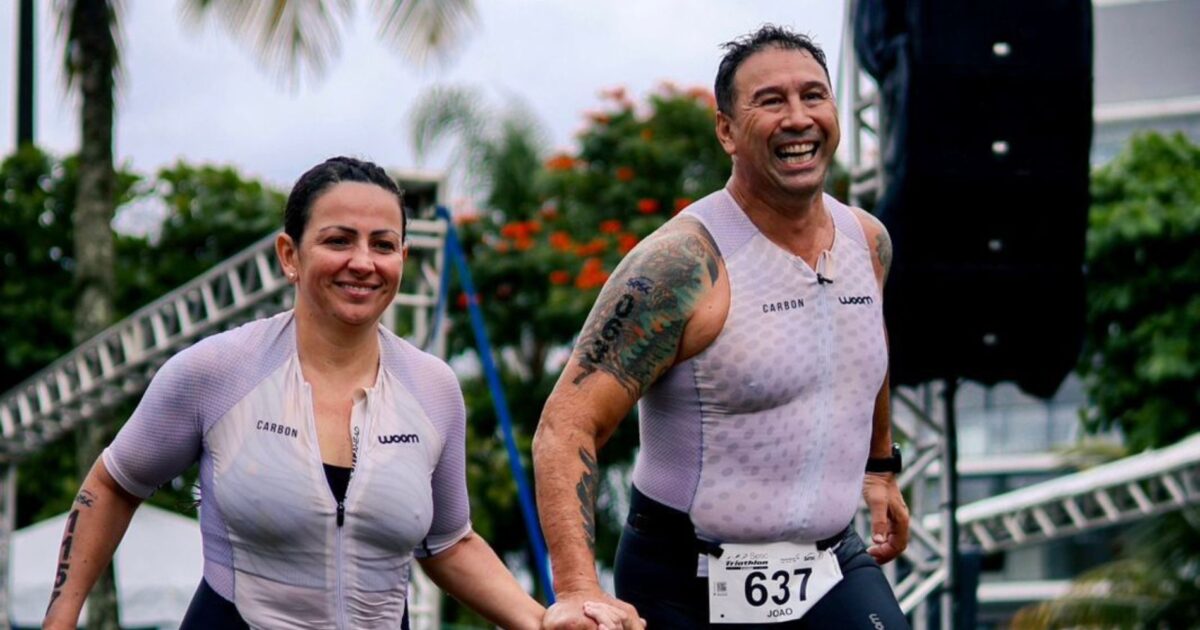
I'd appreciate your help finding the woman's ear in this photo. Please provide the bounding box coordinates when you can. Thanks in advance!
[276,232,299,283]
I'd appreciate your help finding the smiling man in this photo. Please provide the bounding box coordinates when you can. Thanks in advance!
[535,26,910,628]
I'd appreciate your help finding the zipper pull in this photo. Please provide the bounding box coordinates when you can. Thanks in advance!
[337,500,345,527]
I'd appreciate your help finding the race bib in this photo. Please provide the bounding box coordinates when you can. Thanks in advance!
[708,541,843,624]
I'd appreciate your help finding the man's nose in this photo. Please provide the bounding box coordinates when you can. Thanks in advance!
[782,96,815,129]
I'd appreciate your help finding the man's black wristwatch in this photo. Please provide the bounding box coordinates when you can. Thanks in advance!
[866,443,902,474]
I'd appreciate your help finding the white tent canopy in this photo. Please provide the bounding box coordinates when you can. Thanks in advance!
[9,504,202,629]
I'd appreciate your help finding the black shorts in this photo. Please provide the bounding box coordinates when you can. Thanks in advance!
[180,578,410,629]
[614,486,909,629]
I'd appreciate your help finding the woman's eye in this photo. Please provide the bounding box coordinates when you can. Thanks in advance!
[374,241,398,252]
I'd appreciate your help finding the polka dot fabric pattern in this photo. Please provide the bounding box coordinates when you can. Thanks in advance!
[634,190,888,544]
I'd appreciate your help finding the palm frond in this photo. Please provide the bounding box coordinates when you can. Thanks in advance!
[370,0,477,67]
[181,0,353,85]
[53,0,125,93]
[409,85,489,163]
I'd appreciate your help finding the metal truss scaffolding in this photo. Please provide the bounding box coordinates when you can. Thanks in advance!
[0,219,448,629]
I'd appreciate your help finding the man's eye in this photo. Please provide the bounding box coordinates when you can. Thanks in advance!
[804,91,827,102]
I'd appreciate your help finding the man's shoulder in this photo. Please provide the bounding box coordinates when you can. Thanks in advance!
[619,214,721,285]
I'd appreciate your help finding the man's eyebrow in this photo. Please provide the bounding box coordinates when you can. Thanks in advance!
[749,80,830,101]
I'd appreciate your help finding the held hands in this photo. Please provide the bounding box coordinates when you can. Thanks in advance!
[543,590,646,630]
[863,471,909,564]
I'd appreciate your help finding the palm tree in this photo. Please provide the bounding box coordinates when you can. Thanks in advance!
[51,2,476,627]
[410,85,546,220]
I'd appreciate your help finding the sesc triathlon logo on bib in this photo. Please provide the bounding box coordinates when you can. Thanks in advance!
[378,433,421,445]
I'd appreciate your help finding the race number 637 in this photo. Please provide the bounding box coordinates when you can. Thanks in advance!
[744,567,813,606]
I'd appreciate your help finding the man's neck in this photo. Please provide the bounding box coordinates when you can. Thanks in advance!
[726,175,833,264]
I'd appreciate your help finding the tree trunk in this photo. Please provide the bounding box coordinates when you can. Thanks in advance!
[71,1,120,628]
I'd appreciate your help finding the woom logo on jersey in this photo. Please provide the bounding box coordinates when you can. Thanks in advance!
[761,298,805,314]
[378,433,421,445]
[256,420,299,438]
[838,295,874,306]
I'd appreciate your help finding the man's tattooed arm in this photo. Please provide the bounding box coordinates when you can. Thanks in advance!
[571,216,721,397]
[875,229,893,285]
[575,448,600,553]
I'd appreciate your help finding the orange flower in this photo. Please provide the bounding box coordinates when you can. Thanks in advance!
[599,219,623,234]
[575,257,610,290]
[588,111,612,125]
[615,166,635,182]
[549,270,571,286]
[514,236,535,251]
[640,127,654,142]
[687,87,717,109]
[600,86,627,102]
[495,241,511,254]
[545,153,576,171]
[526,220,543,235]
[637,198,661,214]
[500,222,530,240]
[574,238,608,257]
[618,233,639,254]
[674,197,693,214]
[549,231,573,252]
[541,204,560,221]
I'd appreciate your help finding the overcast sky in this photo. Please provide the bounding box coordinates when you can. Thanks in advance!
[0,1,845,197]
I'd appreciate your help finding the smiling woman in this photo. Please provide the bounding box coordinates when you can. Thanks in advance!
[41,157,636,630]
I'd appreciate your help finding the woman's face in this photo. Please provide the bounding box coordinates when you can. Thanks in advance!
[279,181,406,330]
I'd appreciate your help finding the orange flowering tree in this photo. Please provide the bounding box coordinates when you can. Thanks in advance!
[450,84,728,366]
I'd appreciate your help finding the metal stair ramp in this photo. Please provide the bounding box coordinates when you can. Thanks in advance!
[893,431,1200,616]
[935,432,1200,553]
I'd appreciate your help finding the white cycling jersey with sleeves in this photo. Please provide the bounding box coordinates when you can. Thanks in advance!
[633,189,888,544]
[102,311,471,629]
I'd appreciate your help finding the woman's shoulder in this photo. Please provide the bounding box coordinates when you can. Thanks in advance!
[162,312,295,383]
[378,328,459,392]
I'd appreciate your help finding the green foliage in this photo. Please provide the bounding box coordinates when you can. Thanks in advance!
[115,161,284,312]
[1080,132,1200,451]
[1012,511,1200,628]
[1,149,283,526]
[0,147,79,394]
[1021,132,1200,629]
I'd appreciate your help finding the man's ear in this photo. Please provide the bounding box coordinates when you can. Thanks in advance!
[276,232,299,283]
[716,111,737,157]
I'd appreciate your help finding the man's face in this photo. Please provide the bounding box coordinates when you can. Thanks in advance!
[717,47,840,202]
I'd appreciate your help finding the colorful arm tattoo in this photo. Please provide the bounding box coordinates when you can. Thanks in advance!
[572,217,721,397]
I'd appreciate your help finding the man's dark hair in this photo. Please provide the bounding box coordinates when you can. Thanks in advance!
[284,156,407,244]
[715,25,831,116]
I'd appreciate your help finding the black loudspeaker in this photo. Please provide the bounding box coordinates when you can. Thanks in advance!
[854,0,1093,398]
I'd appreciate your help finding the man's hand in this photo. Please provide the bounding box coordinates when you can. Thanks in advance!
[543,591,645,630]
[863,471,909,564]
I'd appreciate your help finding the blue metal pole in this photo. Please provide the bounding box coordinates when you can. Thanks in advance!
[436,206,556,603]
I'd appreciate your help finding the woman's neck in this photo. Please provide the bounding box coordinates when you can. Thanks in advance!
[293,307,381,386]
